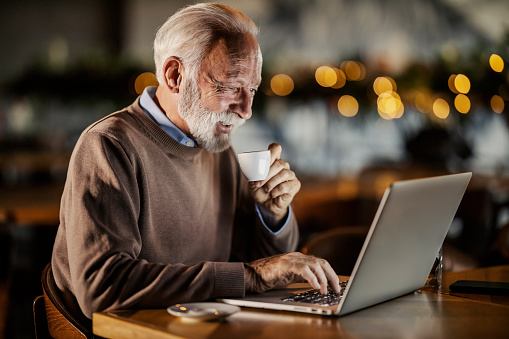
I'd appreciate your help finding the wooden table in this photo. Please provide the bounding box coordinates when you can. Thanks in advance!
[93,265,509,339]
[441,264,509,306]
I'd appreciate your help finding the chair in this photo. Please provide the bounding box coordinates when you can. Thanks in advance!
[301,226,370,276]
[33,263,93,339]
[33,295,50,339]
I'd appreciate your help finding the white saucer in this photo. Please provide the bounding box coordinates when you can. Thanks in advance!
[167,302,240,322]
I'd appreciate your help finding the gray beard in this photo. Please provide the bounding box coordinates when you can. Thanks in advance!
[178,80,245,153]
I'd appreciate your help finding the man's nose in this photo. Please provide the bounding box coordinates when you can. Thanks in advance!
[230,89,253,120]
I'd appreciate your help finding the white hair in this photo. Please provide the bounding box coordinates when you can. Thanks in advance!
[153,3,259,85]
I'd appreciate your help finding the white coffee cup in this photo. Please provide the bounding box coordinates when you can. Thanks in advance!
[237,150,271,181]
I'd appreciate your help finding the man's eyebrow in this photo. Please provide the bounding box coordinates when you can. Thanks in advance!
[208,69,261,88]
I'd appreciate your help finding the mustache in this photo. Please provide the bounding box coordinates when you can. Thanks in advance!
[215,110,246,128]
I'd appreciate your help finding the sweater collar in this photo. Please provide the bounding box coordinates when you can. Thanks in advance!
[127,96,207,161]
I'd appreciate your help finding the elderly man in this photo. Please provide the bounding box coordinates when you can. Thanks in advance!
[51,3,340,320]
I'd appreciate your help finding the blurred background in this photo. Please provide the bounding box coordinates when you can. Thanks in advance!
[1,0,509,337]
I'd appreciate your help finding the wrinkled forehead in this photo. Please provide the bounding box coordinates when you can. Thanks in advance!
[200,33,262,82]
[219,32,260,61]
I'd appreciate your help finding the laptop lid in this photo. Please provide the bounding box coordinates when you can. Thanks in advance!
[337,172,471,315]
[220,172,472,316]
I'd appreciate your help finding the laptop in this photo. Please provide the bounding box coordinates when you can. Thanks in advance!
[220,172,472,316]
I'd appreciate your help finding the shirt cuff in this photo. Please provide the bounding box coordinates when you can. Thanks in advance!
[255,204,292,235]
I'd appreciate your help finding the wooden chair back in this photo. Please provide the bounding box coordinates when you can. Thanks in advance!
[39,263,92,338]
[33,295,50,339]
[301,226,369,275]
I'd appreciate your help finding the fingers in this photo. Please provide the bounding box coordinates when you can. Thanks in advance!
[265,164,299,198]
[321,260,341,293]
[264,159,291,189]
[253,147,286,188]
[254,158,289,188]
[256,160,300,198]
[315,262,332,294]
[289,253,340,294]
[301,257,340,294]
[268,143,282,165]
[246,253,340,295]
[248,143,301,224]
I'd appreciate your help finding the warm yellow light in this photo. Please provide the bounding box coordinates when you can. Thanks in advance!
[491,95,504,113]
[378,109,394,120]
[489,54,504,73]
[134,72,158,94]
[270,74,294,96]
[356,61,366,81]
[337,95,359,117]
[341,61,365,81]
[454,74,470,94]
[315,66,337,87]
[377,91,403,119]
[373,77,394,96]
[393,101,404,119]
[331,68,346,89]
[448,74,458,94]
[414,90,432,113]
[375,174,398,197]
[387,77,397,92]
[336,179,358,200]
[454,94,470,114]
[433,98,450,119]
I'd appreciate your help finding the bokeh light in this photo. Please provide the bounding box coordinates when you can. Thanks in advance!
[433,98,450,119]
[331,68,347,89]
[410,89,433,114]
[491,95,504,113]
[341,61,366,81]
[315,66,337,87]
[134,72,158,95]
[270,74,294,96]
[373,77,394,96]
[448,74,458,94]
[489,54,504,73]
[377,91,403,119]
[454,74,470,94]
[454,94,470,114]
[337,95,359,117]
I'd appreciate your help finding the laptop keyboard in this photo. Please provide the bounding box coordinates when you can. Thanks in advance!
[282,281,349,306]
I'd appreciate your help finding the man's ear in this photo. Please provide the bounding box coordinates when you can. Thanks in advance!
[163,57,183,93]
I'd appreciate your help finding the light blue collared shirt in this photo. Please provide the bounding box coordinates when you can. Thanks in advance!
[139,86,291,234]
[140,86,196,147]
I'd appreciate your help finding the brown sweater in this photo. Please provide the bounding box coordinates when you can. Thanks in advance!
[51,97,299,318]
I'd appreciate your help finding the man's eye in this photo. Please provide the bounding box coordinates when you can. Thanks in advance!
[214,86,228,94]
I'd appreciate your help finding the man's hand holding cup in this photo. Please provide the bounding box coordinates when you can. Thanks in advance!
[238,143,301,227]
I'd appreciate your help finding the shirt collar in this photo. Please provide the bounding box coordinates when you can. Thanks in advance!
[139,86,195,147]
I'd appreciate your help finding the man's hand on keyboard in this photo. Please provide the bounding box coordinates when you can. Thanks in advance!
[244,252,341,295]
